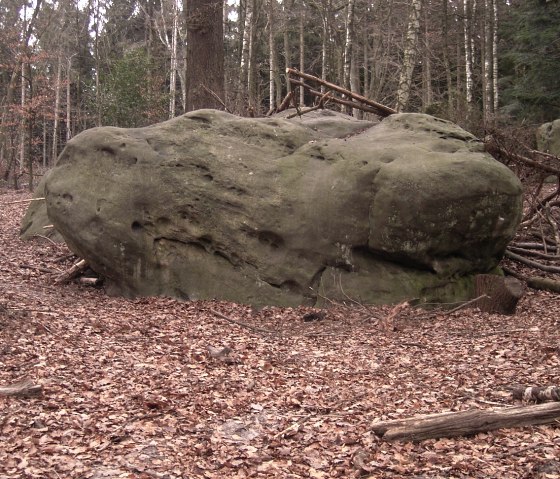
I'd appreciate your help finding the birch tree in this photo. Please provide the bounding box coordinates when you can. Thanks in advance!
[395,0,422,112]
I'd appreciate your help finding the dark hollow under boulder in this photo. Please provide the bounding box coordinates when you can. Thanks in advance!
[21,109,523,307]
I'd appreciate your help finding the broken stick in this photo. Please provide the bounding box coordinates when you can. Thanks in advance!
[372,402,560,442]
[54,258,88,284]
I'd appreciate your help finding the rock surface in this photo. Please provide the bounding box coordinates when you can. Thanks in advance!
[537,119,560,156]
[21,109,523,307]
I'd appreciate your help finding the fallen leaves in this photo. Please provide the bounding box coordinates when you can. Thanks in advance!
[1,187,560,478]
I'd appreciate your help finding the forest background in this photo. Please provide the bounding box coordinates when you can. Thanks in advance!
[0,0,559,190]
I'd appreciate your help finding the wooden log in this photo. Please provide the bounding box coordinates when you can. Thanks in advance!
[0,378,43,398]
[473,274,524,315]
[512,386,560,403]
[372,403,560,442]
[527,276,560,293]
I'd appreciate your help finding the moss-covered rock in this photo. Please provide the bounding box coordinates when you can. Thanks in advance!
[21,109,523,307]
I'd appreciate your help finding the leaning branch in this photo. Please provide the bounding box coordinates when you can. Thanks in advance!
[286,68,397,117]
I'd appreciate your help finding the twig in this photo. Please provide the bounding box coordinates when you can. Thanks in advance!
[19,263,59,274]
[445,294,490,315]
[209,308,277,336]
[199,84,231,113]
[1,197,45,205]
[31,234,58,246]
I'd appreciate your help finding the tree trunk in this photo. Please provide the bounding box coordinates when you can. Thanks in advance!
[442,0,453,116]
[395,0,422,112]
[185,0,225,111]
[492,0,498,112]
[267,0,278,113]
[299,6,305,106]
[66,55,74,141]
[169,0,179,118]
[463,0,473,109]
[52,54,62,164]
[482,0,492,121]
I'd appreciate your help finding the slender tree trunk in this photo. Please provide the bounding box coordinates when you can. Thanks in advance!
[463,0,473,109]
[299,6,305,106]
[93,0,102,125]
[422,4,432,110]
[442,0,453,116]
[267,0,277,112]
[247,0,259,112]
[66,55,74,141]
[343,0,355,93]
[169,0,178,118]
[492,0,498,113]
[52,55,62,164]
[483,0,492,121]
[395,0,422,112]
[19,52,26,171]
[283,0,292,95]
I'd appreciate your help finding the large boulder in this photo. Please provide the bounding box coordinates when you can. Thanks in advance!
[537,119,560,156]
[21,110,523,307]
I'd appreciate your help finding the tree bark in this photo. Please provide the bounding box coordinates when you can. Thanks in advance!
[185,0,225,111]
[372,403,560,442]
[474,274,524,315]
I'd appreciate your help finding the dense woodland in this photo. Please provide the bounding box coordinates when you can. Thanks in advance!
[0,0,559,188]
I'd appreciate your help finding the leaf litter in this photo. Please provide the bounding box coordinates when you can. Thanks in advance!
[1,188,559,478]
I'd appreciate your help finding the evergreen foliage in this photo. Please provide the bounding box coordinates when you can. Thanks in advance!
[500,0,560,123]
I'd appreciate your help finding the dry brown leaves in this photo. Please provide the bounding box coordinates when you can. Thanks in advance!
[1,188,559,479]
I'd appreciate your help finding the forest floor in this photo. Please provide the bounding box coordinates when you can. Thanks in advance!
[1,187,560,479]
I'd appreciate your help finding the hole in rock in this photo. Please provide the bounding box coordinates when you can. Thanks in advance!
[257,231,284,249]
[202,173,214,182]
[100,146,116,155]
[62,193,73,201]
[131,221,143,231]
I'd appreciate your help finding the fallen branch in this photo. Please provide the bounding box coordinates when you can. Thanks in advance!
[286,68,396,117]
[527,276,560,293]
[504,250,560,273]
[485,139,560,176]
[511,242,557,252]
[0,378,43,398]
[512,386,560,403]
[507,246,559,261]
[19,263,58,274]
[209,308,277,336]
[372,402,560,442]
[54,258,88,284]
[288,78,385,116]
